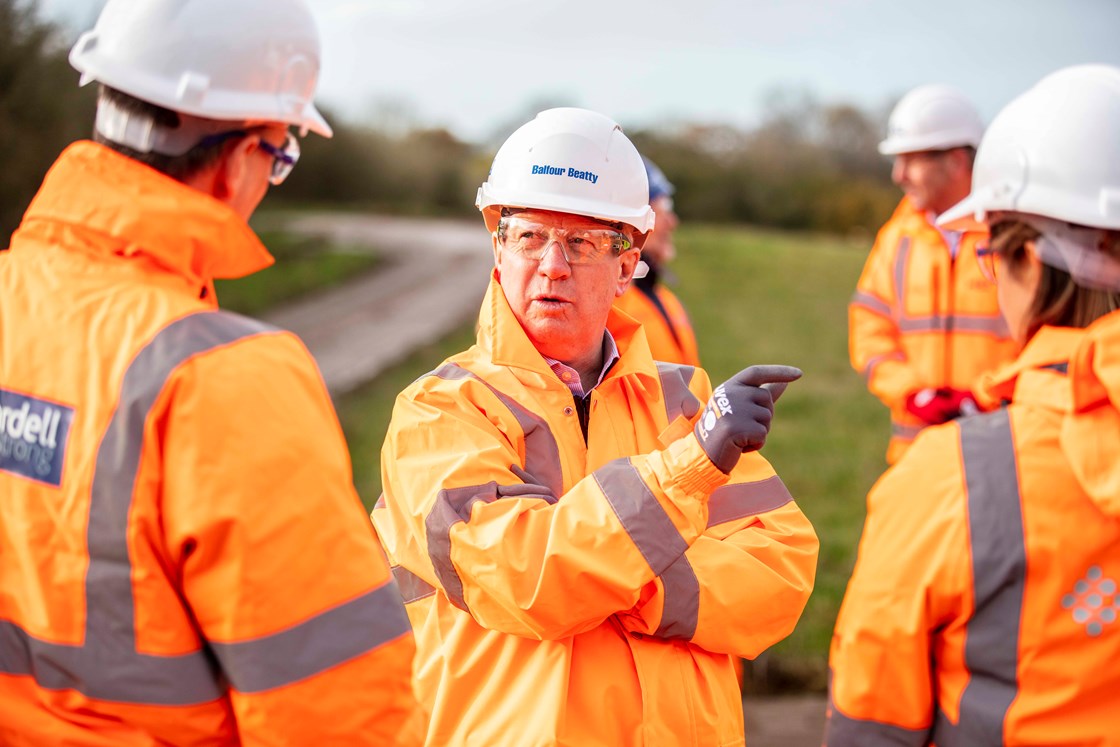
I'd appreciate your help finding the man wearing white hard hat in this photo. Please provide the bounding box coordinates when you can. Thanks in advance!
[826,64,1120,746]
[372,107,818,745]
[850,85,1017,464]
[0,1,419,744]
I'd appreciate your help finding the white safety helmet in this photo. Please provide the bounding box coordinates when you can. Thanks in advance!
[70,0,332,155]
[878,84,984,156]
[939,64,1120,291]
[477,108,656,248]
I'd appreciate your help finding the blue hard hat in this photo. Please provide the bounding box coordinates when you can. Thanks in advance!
[642,156,675,203]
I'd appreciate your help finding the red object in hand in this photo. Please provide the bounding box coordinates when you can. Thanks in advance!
[905,388,978,425]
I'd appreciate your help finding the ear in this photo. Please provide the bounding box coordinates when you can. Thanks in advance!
[491,231,503,271]
[212,134,257,203]
[615,250,640,297]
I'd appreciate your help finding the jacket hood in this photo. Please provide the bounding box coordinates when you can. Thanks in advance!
[1062,310,1120,517]
[11,141,273,291]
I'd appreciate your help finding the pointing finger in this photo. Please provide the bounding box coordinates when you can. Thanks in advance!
[734,365,803,388]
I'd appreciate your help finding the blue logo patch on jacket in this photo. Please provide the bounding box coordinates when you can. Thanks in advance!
[0,388,74,486]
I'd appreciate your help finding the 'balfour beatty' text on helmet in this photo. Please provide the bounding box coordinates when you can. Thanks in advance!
[939,64,1120,291]
[69,0,332,148]
[878,84,984,156]
[477,108,656,247]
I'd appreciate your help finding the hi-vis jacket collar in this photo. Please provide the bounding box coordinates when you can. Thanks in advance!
[977,325,1085,409]
[1063,310,1120,517]
[975,321,1120,518]
[486,270,660,390]
[15,141,273,290]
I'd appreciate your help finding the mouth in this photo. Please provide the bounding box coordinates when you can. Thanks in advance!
[533,293,571,304]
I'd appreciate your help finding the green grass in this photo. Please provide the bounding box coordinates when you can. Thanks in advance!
[671,224,888,689]
[335,222,889,689]
[339,323,479,508]
[214,230,381,317]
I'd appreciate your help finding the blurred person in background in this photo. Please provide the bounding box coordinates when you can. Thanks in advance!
[614,156,701,366]
[850,84,1017,464]
[826,64,1120,746]
[372,107,818,746]
[0,0,419,743]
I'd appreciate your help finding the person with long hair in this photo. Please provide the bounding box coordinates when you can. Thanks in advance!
[826,64,1120,746]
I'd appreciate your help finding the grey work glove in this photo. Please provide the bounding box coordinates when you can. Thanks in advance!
[693,365,803,474]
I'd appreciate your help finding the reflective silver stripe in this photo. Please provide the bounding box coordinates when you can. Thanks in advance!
[209,583,411,694]
[592,459,688,575]
[893,236,912,312]
[898,315,947,332]
[898,315,1009,335]
[951,315,1010,336]
[425,481,499,610]
[851,290,893,318]
[431,363,564,496]
[655,362,701,424]
[86,311,277,704]
[863,352,905,382]
[891,421,924,441]
[709,474,794,524]
[424,480,557,610]
[707,475,793,528]
[654,556,699,640]
[1,312,409,705]
[1,313,265,703]
[824,673,931,746]
[938,409,1023,745]
[393,565,437,604]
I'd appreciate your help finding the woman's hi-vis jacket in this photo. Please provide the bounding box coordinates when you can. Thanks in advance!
[373,275,819,747]
[614,280,701,367]
[0,142,420,746]
[825,322,1120,747]
[849,197,1017,463]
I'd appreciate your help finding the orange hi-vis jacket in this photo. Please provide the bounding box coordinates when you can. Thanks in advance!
[373,275,819,747]
[0,142,419,746]
[825,323,1120,746]
[849,197,1016,463]
[614,277,701,367]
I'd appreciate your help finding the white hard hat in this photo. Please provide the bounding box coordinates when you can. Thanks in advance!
[69,0,332,152]
[878,84,984,156]
[477,108,655,247]
[939,65,1120,291]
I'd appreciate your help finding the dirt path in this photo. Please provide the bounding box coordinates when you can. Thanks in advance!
[262,213,493,396]
[268,211,829,745]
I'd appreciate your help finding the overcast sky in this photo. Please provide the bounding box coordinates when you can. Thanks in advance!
[37,0,1120,143]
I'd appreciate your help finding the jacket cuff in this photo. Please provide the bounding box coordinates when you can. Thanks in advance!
[662,434,730,498]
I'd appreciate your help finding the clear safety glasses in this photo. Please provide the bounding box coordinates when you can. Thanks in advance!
[975,244,1000,284]
[196,129,300,185]
[256,132,300,185]
[499,217,633,265]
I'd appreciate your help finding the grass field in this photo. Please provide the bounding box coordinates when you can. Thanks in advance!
[337,222,890,690]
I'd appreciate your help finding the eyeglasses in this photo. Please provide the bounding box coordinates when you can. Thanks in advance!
[975,244,999,283]
[256,132,300,185]
[196,129,300,185]
[498,216,633,265]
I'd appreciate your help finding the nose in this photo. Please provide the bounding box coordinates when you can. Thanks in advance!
[891,156,907,186]
[537,240,572,279]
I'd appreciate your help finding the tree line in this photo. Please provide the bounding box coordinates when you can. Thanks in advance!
[1,0,898,243]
